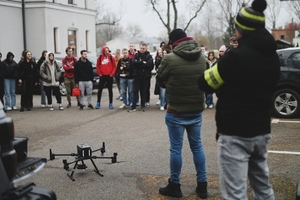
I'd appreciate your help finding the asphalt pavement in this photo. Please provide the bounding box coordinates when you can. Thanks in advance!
[5,78,300,200]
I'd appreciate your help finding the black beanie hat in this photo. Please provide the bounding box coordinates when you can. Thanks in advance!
[168,28,187,45]
[234,0,267,32]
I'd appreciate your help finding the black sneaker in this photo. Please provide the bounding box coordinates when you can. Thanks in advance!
[79,104,85,110]
[127,108,136,112]
[88,104,94,109]
[20,107,24,112]
[77,101,81,107]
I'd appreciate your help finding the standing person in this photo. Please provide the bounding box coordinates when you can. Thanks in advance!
[128,42,136,59]
[225,36,239,54]
[200,45,206,58]
[157,28,207,198]
[62,47,80,108]
[218,45,226,59]
[118,48,134,109]
[74,50,94,110]
[154,49,163,107]
[36,50,47,107]
[127,43,153,112]
[95,46,117,109]
[198,0,279,199]
[18,50,39,112]
[2,52,18,111]
[114,49,122,101]
[205,51,217,109]
[40,52,64,111]
[0,53,4,107]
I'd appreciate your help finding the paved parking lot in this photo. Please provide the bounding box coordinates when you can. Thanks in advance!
[5,80,300,200]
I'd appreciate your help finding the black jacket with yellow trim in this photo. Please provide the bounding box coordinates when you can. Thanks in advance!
[198,28,280,137]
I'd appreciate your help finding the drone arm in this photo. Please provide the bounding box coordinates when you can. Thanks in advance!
[49,149,78,160]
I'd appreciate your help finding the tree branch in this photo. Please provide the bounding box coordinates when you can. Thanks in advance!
[183,0,206,31]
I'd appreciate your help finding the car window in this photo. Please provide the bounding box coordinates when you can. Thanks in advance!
[288,52,300,69]
[277,52,285,66]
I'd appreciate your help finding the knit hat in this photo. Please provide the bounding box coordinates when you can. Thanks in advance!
[168,29,187,45]
[234,0,267,32]
[219,45,226,52]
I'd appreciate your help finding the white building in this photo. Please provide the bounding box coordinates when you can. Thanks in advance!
[293,30,300,47]
[0,0,96,60]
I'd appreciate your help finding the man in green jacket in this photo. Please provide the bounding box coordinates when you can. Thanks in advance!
[157,28,207,198]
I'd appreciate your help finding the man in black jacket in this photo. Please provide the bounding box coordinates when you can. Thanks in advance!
[0,53,4,107]
[128,43,153,112]
[198,0,279,199]
[74,50,94,110]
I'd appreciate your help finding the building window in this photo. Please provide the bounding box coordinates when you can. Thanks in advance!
[68,0,74,4]
[54,28,60,53]
[86,30,90,52]
[68,30,77,57]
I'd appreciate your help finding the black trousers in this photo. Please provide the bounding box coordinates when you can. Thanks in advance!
[44,86,61,105]
[20,79,34,108]
[0,78,4,105]
[97,76,113,103]
[131,76,150,109]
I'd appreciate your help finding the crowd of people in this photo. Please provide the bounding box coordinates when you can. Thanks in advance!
[0,0,280,199]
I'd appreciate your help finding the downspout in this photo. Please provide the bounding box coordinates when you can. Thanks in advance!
[22,0,27,50]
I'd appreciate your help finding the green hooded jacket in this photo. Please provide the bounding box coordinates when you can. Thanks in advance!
[157,39,206,113]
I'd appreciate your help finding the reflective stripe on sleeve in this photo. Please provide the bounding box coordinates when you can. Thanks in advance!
[204,63,224,90]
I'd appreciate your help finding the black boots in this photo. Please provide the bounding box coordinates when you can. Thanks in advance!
[159,179,182,198]
[196,181,207,199]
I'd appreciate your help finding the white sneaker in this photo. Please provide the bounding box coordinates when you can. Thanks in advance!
[119,104,126,109]
[208,104,214,109]
[146,102,150,107]
[49,105,54,111]
[156,101,160,106]
[6,107,12,111]
[59,104,64,110]
[160,106,164,111]
[12,106,17,110]
[41,104,46,108]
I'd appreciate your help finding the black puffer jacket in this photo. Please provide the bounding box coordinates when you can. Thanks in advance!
[132,51,153,78]
[2,52,18,79]
[198,28,280,137]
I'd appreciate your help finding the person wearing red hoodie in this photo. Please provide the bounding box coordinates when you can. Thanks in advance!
[62,47,79,108]
[95,46,117,109]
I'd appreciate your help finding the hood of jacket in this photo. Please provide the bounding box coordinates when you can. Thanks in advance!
[239,28,277,56]
[5,52,14,62]
[101,46,109,56]
[45,52,55,64]
[172,38,201,61]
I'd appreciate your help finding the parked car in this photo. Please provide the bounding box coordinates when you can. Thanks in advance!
[16,57,99,96]
[272,47,300,118]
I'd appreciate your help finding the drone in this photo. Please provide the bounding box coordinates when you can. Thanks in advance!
[49,142,117,181]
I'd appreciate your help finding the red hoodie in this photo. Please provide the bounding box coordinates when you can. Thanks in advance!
[62,56,77,78]
[96,46,117,76]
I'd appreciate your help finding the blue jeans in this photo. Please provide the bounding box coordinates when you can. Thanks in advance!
[165,112,206,184]
[120,78,133,105]
[159,87,166,107]
[205,93,213,106]
[39,78,46,105]
[4,79,16,108]
[218,134,274,200]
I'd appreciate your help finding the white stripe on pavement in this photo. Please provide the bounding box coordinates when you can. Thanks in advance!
[268,150,300,155]
[271,119,300,123]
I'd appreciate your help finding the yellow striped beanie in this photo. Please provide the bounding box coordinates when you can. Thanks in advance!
[234,0,267,32]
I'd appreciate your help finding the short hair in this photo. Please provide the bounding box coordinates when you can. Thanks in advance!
[80,50,87,55]
[140,43,147,47]
[122,48,128,52]
[229,37,237,42]
[65,47,72,53]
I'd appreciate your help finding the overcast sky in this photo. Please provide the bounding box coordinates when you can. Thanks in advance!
[102,0,292,38]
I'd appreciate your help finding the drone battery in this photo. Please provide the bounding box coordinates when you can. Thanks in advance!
[77,144,91,158]
[13,137,28,162]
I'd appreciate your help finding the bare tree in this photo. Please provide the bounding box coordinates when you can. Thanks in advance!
[146,0,207,34]
[94,0,124,26]
[126,24,144,40]
[216,0,251,44]
[284,0,300,22]
[266,0,281,30]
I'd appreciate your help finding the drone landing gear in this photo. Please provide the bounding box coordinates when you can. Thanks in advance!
[65,158,104,181]
[50,143,117,181]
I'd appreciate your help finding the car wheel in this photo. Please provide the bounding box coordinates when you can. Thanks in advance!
[59,82,67,96]
[272,88,300,118]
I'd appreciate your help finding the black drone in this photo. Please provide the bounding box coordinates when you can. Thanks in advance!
[49,142,117,181]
